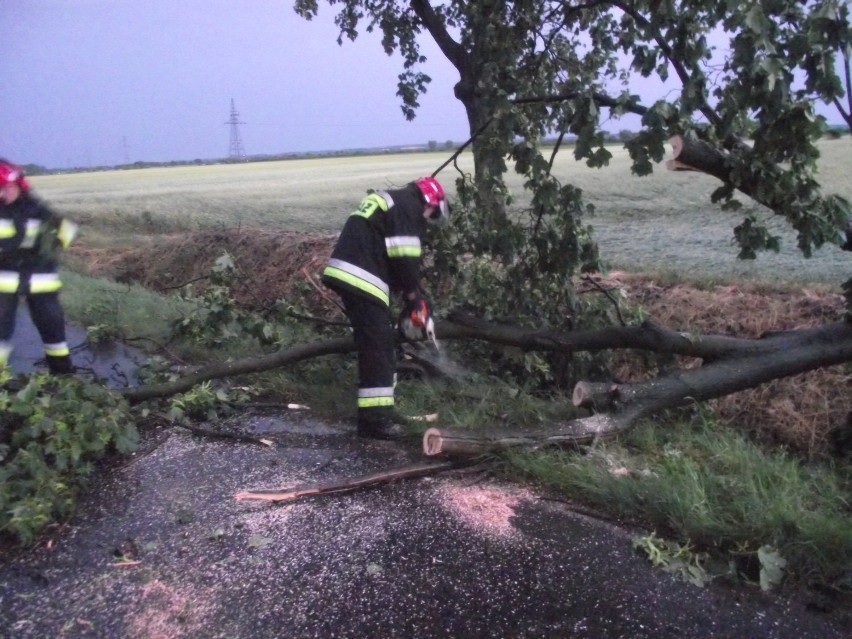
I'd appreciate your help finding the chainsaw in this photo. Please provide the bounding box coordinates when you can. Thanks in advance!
[399,299,439,351]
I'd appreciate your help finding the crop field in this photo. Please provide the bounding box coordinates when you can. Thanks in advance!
[33,138,851,285]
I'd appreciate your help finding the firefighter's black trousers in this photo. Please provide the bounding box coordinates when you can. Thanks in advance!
[339,291,396,427]
[0,291,71,372]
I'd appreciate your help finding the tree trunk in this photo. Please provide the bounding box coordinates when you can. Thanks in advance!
[422,423,607,457]
[122,314,852,449]
[412,0,510,246]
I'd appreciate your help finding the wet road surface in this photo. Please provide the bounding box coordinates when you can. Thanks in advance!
[0,411,847,639]
[8,305,140,386]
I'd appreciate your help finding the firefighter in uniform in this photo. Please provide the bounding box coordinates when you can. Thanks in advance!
[0,160,78,375]
[322,177,450,440]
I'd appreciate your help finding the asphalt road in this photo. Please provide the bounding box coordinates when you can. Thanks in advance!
[0,411,847,639]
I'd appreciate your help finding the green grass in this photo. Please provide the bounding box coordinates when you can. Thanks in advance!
[60,271,189,345]
[59,271,283,365]
[507,413,852,585]
[35,154,473,237]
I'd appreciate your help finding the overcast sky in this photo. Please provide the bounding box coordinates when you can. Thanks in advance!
[2,0,469,169]
[3,1,846,170]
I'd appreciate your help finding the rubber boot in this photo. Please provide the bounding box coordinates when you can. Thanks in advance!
[46,354,76,375]
[356,414,407,441]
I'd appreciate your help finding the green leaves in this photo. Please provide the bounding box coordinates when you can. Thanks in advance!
[167,381,232,424]
[633,532,715,587]
[174,251,286,348]
[733,216,781,259]
[634,535,790,590]
[0,374,137,544]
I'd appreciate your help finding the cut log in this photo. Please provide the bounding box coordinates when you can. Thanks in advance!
[234,460,457,503]
[422,417,620,458]
[666,135,729,179]
[572,381,620,410]
[421,427,522,457]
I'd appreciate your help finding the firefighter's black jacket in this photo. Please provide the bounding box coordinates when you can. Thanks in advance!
[322,183,426,307]
[0,194,77,293]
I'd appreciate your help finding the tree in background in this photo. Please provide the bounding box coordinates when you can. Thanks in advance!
[293,0,851,427]
[295,0,850,261]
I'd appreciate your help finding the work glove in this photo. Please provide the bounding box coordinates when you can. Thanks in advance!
[38,218,79,260]
[398,295,432,340]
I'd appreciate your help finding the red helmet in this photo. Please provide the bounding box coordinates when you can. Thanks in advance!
[414,176,450,225]
[0,161,30,191]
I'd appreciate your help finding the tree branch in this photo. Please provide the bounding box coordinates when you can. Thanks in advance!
[607,0,723,131]
[121,337,356,404]
[667,134,852,249]
[410,0,466,69]
[439,313,801,361]
[837,41,852,129]
[234,460,459,502]
[513,91,648,118]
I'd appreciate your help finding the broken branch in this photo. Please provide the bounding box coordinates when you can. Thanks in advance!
[234,460,459,503]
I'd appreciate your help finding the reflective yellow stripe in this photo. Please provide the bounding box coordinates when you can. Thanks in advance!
[386,235,421,258]
[358,386,394,408]
[0,271,19,293]
[17,220,41,249]
[0,220,14,239]
[327,258,389,294]
[387,246,422,258]
[44,342,70,357]
[351,193,389,219]
[357,396,395,408]
[30,273,62,293]
[322,266,389,306]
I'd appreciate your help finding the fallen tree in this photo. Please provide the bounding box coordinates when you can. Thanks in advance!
[120,311,852,449]
[422,317,852,456]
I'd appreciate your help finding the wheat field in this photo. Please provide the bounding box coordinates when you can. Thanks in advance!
[32,139,852,285]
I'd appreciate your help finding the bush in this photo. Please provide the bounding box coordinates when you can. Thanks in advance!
[0,373,138,544]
